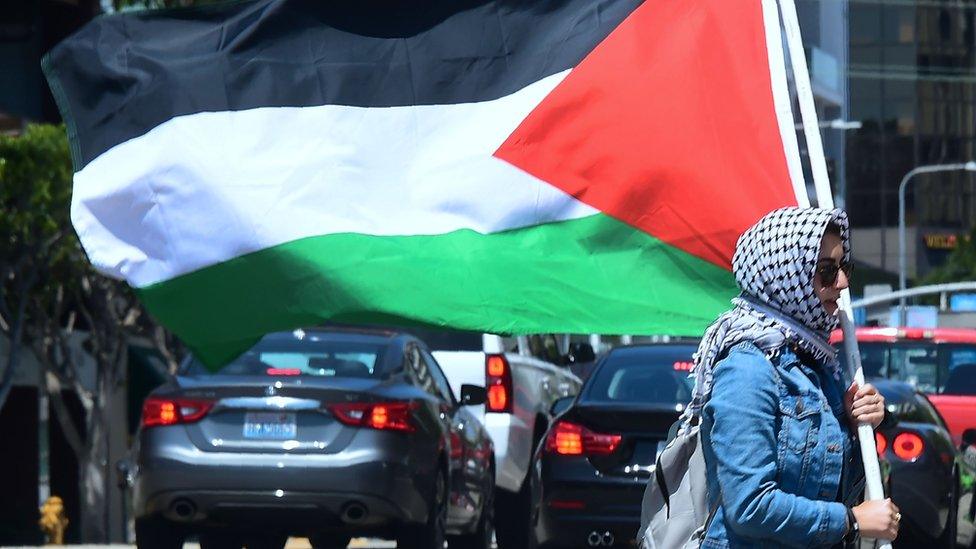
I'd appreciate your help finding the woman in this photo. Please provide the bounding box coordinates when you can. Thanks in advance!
[692,207,900,548]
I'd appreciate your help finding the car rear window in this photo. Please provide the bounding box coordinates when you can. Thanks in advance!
[183,330,389,378]
[583,346,696,405]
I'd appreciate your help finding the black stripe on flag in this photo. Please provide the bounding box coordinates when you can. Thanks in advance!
[43,0,641,170]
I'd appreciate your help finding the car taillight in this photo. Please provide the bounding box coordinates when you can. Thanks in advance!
[544,420,621,456]
[875,432,888,456]
[485,354,513,413]
[892,432,924,461]
[141,396,213,428]
[328,402,415,432]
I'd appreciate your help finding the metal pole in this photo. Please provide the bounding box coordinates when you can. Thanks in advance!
[849,281,976,309]
[777,2,889,545]
[897,163,976,325]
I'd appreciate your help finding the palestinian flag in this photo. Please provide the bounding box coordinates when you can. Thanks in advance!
[44,0,806,366]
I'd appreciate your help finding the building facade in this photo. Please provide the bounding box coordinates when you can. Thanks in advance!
[846,0,976,280]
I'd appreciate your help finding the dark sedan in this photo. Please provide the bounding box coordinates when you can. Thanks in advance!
[871,379,976,548]
[125,327,494,549]
[530,344,696,548]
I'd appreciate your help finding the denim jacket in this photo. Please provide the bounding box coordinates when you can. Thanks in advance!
[700,342,865,549]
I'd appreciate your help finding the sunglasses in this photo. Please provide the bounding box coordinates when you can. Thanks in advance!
[816,260,853,286]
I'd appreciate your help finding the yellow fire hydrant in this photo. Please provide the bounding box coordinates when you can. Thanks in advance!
[38,495,69,545]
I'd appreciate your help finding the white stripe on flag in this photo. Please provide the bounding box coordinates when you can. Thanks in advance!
[761,0,807,207]
[72,70,598,287]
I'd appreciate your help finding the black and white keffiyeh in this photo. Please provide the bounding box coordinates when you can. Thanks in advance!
[684,207,851,420]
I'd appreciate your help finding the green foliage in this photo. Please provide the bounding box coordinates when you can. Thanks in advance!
[0,124,74,262]
[0,123,90,329]
[922,228,976,285]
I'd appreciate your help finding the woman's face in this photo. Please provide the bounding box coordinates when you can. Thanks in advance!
[814,231,849,316]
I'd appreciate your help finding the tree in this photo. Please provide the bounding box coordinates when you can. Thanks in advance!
[0,124,183,542]
[922,230,976,285]
[0,124,73,412]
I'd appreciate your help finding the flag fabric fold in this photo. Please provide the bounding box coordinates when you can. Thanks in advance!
[44,0,800,366]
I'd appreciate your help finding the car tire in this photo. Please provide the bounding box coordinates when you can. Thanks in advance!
[309,534,352,549]
[399,469,448,549]
[494,472,537,549]
[449,471,495,549]
[937,483,959,549]
[199,532,243,549]
[135,517,184,549]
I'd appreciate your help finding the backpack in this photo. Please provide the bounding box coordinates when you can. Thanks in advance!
[636,414,716,549]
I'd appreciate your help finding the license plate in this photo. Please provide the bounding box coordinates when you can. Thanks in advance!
[243,412,297,439]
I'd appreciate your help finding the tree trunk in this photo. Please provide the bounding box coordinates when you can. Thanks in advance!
[0,268,38,412]
[78,364,111,543]
[78,334,128,543]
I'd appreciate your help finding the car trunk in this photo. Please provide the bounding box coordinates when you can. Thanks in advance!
[568,402,682,478]
[172,375,389,454]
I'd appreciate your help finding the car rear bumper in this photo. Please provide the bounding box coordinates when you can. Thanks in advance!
[132,425,433,530]
[142,489,403,533]
[537,472,644,547]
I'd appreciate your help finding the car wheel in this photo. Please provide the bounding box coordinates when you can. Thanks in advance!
[199,532,243,549]
[449,472,495,549]
[243,534,287,549]
[135,517,184,549]
[494,472,537,549]
[399,469,448,549]
[937,483,959,548]
[309,534,352,549]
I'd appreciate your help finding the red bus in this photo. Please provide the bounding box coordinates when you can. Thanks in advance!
[830,327,976,446]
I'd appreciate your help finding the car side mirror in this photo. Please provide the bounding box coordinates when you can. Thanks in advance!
[550,396,575,417]
[566,342,595,364]
[460,384,487,406]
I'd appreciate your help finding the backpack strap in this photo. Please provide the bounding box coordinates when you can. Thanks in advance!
[654,453,671,519]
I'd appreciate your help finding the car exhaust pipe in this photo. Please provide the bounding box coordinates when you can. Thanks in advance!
[169,498,196,521]
[602,531,614,546]
[341,501,368,524]
[587,531,603,547]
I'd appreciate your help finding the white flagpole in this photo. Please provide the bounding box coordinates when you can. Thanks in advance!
[776,0,892,547]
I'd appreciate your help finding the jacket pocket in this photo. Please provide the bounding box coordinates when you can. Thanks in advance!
[778,392,822,454]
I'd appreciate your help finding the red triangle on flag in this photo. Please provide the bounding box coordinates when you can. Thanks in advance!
[495,0,798,270]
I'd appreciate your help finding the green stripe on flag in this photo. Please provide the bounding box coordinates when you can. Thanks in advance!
[139,213,737,368]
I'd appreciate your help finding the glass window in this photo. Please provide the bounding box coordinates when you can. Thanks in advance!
[838,342,889,378]
[940,345,976,396]
[836,342,976,395]
[405,345,438,398]
[527,334,564,364]
[421,349,456,404]
[183,332,387,378]
[895,393,944,427]
[850,4,881,45]
[583,346,697,406]
[890,345,940,393]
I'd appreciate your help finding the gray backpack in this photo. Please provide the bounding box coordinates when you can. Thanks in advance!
[636,415,716,549]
